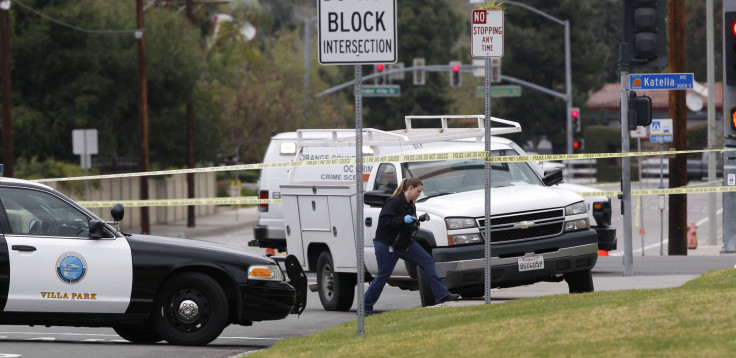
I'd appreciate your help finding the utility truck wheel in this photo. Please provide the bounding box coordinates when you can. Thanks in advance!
[565,270,594,293]
[416,266,436,307]
[316,251,356,311]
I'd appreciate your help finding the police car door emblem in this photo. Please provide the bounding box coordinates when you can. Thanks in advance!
[56,252,87,284]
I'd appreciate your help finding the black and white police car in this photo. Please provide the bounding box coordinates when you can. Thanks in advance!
[0,177,307,346]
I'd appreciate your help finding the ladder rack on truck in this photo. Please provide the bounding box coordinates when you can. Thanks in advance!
[294,115,520,149]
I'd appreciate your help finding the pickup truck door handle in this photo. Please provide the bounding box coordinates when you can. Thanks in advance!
[365,217,372,227]
[12,245,36,252]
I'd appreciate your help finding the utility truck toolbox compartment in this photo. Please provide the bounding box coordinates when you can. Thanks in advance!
[281,183,358,273]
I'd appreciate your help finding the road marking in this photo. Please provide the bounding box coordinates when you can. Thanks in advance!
[0,331,118,337]
[696,208,723,227]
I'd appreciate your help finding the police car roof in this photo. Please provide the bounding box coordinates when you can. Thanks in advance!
[0,176,54,191]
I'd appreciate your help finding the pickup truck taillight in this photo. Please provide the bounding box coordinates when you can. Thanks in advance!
[259,190,269,212]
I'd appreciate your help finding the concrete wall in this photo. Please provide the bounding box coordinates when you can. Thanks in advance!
[46,172,217,232]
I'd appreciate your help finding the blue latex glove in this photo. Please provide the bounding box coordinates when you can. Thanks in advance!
[404,215,417,224]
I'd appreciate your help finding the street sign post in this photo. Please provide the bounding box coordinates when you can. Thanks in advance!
[318,0,397,64]
[362,85,400,97]
[650,118,674,142]
[476,85,521,98]
[317,0,398,336]
[630,73,694,90]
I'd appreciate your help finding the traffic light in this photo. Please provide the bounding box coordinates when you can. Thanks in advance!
[624,0,667,68]
[413,58,426,86]
[725,12,736,85]
[571,107,581,133]
[374,64,386,85]
[449,61,462,87]
[573,140,582,151]
[628,91,652,130]
[730,107,736,133]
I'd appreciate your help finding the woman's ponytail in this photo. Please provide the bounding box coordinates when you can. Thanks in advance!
[392,177,423,196]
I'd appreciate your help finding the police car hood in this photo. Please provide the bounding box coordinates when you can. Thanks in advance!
[125,234,276,265]
[416,185,583,216]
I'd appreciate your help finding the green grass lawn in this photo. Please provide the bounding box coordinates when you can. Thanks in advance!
[249,269,736,357]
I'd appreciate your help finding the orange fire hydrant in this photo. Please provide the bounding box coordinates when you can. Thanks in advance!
[687,221,698,249]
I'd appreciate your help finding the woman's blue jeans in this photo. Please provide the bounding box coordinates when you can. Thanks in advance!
[363,240,451,313]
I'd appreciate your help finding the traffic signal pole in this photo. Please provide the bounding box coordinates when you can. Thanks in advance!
[619,43,634,276]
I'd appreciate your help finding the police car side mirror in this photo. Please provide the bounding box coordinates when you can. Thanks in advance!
[111,203,125,222]
[89,219,105,239]
[364,190,390,207]
[542,168,563,186]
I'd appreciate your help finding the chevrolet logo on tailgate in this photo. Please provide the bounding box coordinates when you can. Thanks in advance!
[513,221,535,229]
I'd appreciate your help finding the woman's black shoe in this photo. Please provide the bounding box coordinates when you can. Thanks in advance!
[438,293,461,303]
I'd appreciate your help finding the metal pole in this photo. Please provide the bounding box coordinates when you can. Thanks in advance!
[565,20,572,156]
[660,142,664,256]
[638,137,644,256]
[484,57,492,305]
[619,43,633,276]
[355,65,365,336]
[706,0,717,246]
[0,0,12,178]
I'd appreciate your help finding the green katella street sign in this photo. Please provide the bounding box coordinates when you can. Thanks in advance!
[475,85,521,98]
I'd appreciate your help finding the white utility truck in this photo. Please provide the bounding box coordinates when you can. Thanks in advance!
[280,116,599,311]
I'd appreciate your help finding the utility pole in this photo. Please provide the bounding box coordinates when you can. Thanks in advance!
[1,0,12,178]
[186,0,195,228]
[137,0,151,234]
[667,0,687,255]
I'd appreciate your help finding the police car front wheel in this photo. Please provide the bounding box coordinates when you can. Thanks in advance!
[152,272,229,346]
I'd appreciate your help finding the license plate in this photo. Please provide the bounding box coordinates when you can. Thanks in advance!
[518,256,544,272]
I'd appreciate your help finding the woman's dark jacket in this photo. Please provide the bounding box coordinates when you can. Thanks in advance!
[375,192,417,250]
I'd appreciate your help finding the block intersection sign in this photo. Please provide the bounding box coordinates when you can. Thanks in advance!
[318,0,397,64]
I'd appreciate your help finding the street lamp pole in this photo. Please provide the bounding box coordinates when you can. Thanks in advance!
[496,1,573,154]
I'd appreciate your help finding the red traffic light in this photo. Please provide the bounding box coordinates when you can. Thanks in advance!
[732,21,736,37]
[452,64,460,72]
[731,107,736,130]
[571,109,579,118]
[376,64,384,72]
[573,140,581,150]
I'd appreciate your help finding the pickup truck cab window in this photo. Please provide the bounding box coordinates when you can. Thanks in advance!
[373,163,398,193]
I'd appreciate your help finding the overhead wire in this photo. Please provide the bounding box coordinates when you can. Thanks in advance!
[10,0,142,35]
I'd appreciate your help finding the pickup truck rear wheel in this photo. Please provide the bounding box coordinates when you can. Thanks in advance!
[316,251,356,311]
[565,270,594,293]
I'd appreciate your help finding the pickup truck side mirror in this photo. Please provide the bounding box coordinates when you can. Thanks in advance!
[542,168,563,186]
[364,190,391,207]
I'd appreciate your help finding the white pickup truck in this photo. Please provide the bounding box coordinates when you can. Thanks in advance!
[281,116,599,311]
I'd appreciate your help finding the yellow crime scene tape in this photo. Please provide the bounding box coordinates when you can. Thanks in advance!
[77,197,283,208]
[28,147,736,208]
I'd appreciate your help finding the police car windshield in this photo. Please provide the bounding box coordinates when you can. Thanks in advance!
[406,150,543,201]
